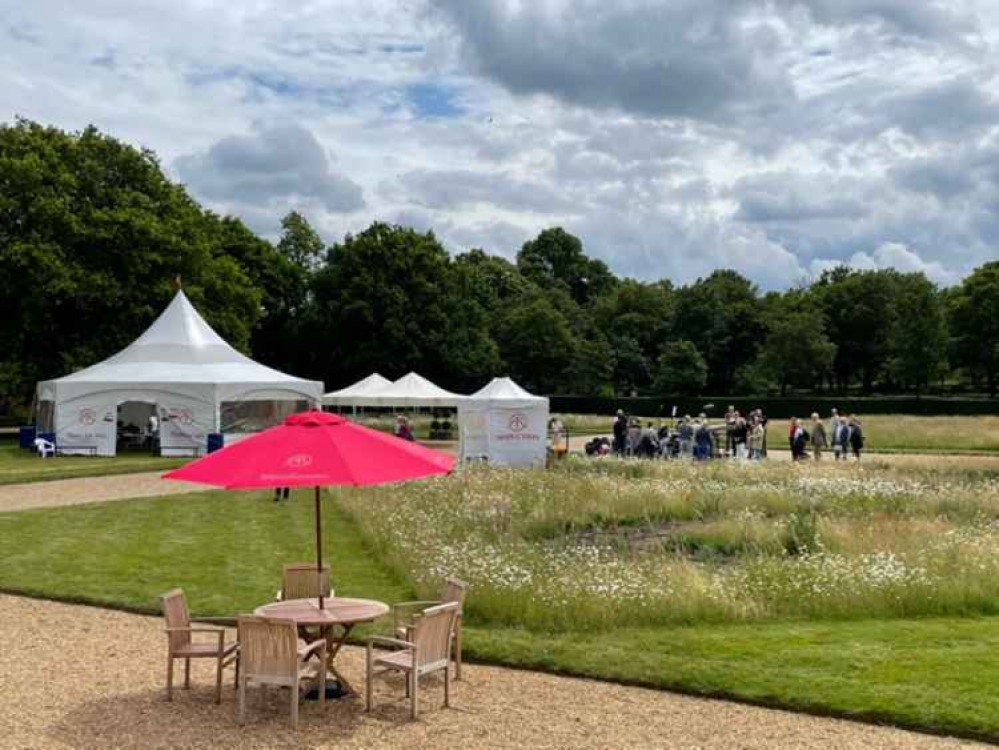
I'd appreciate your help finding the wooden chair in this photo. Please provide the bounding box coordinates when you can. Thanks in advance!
[392,577,468,679]
[366,602,459,719]
[276,562,332,601]
[236,616,326,729]
[161,589,239,704]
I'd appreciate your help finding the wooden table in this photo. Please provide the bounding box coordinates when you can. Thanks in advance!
[254,597,389,693]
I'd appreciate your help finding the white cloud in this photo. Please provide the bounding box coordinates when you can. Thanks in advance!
[1,0,997,286]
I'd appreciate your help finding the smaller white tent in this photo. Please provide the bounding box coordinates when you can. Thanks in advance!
[458,377,549,468]
[322,373,392,407]
[361,372,466,408]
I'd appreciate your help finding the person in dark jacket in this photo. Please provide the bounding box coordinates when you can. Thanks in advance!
[612,410,627,455]
[848,416,864,460]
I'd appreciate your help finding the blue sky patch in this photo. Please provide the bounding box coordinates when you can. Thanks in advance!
[405,83,464,119]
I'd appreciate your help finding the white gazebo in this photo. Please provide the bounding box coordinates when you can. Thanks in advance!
[458,377,549,467]
[35,290,323,456]
[359,372,466,409]
[321,373,392,410]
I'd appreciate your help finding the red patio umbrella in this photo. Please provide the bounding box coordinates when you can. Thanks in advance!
[163,410,454,608]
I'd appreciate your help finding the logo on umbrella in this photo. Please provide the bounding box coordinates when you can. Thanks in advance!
[285,453,314,469]
[508,413,527,432]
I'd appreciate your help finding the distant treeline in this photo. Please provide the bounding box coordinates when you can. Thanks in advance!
[1,118,998,410]
[550,396,999,420]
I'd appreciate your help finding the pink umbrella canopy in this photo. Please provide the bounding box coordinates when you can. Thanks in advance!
[164,410,453,489]
[163,410,454,607]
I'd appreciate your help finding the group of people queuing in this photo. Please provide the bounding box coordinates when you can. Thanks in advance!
[596,406,865,462]
[788,408,864,462]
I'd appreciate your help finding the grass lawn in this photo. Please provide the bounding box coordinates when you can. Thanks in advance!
[556,413,999,453]
[3,489,999,740]
[0,443,185,485]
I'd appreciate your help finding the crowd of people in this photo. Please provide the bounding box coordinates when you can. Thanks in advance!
[585,406,865,462]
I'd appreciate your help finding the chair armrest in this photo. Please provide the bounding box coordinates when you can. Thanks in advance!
[392,600,442,612]
[367,636,414,650]
[191,616,238,627]
[298,639,326,659]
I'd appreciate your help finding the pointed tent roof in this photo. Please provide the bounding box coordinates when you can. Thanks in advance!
[322,373,392,405]
[37,291,323,402]
[470,377,547,403]
[360,372,466,407]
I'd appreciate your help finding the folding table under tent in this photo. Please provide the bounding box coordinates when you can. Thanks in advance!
[458,377,549,468]
[35,290,324,457]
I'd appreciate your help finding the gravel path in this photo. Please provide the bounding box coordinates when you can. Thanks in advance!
[0,472,210,513]
[0,595,983,750]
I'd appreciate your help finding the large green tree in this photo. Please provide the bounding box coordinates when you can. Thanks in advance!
[0,119,260,403]
[886,273,948,393]
[950,261,999,395]
[653,340,707,395]
[517,227,617,307]
[753,294,836,395]
[813,267,897,392]
[672,270,765,392]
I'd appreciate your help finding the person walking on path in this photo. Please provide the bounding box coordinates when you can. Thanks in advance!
[810,413,827,461]
[678,416,694,460]
[790,418,810,461]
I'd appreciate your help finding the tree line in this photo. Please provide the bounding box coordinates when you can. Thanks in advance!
[1,119,997,409]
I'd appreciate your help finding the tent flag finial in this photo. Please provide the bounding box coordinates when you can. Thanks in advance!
[172,274,182,290]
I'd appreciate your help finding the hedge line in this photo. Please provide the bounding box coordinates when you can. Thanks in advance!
[550,396,999,419]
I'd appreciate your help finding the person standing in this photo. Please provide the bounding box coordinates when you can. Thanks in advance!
[679,416,694,460]
[612,410,627,455]
[834,418,851,461]
[748,417,765,460]
[849,416,864,461]
[724,406,737,458]
[830,409,843,461]
[790,417,809,461]
[810,412,827,461]
[733,412,749,461]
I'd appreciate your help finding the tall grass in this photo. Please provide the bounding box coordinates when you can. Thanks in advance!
[340,457,999,632]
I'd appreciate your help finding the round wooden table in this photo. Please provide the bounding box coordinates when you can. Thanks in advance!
[254,597,389,693]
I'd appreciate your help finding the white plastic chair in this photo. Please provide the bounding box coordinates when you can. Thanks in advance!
[34,437,55,458]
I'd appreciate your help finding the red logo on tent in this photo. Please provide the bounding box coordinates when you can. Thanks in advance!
[285,454,313,469]
[508,413,527,432]
[79,408,96,426]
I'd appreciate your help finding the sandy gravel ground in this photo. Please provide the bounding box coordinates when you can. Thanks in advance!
[0,595,983,750]
[0,472,209,513]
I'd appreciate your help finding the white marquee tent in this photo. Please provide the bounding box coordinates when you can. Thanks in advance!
[35,290,323,456]
[321,373,392,407]
[357,372,466,408]
[458,377,549,467]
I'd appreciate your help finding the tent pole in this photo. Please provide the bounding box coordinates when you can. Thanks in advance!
[315,485,324,610]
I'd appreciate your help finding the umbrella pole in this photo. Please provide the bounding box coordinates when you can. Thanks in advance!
[315,485,324,610]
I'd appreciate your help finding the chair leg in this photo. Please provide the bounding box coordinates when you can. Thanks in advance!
[290,685,299,729]
[237,677,246,725]
[166,655,174,701]
[215,654,224,705]
[233,655,240,690]
[184,658,191,689]
[410,670,419,720]
[455,621,463,681]
[444,664,451,708]
[365,644,373,712]
[319,666,327,710]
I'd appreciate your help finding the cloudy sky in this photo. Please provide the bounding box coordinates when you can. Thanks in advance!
[3,0,998,288]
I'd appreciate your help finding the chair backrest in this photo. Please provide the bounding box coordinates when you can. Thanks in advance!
[281,562,331,600]
[161,589,191,651]
[443,578,469,610]
[412,602,459,670]
[236,616,299,680]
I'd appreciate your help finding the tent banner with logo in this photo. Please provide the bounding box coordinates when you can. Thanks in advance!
[458,377,549,468]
